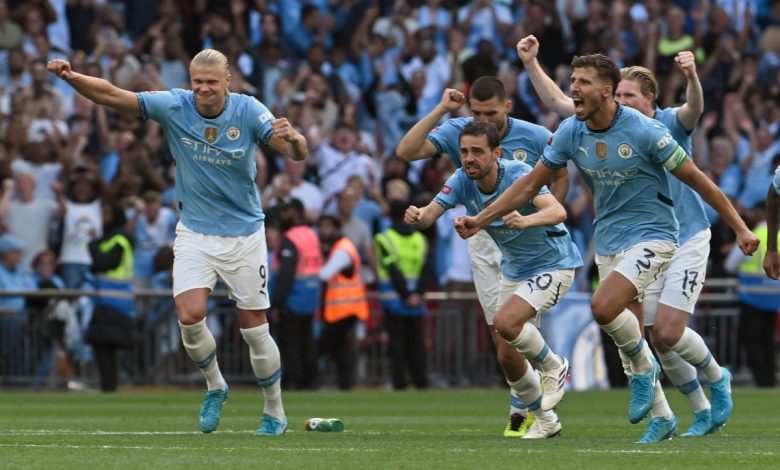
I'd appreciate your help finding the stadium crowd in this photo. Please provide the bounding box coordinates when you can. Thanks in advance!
[0,0,779,389]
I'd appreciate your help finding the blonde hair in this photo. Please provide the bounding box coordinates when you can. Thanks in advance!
[620,66,658,99]
[190,49,231,95]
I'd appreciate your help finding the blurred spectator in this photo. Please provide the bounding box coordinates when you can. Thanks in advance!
[314,121,375,202]
[401,28,452,117]
[271,198,322,390]
[128,190,176,286]
[56,168,102,288]
[261,172,293,227]
[285,158,323,223]
[324,174,384,236]
[416,0,451,55]
[0,172,61,271]
[0,0,22,49]
[28,249,82,390]
[457,0,511,56]
[0,232,33,310]
[0,233,35,378]
[737,128,780,211]
[85,200,136,392]
[374,200,429,390]
[336,185,378,285]
[317,214,369,390]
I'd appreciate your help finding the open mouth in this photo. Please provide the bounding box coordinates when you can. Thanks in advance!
[572,98,585,113]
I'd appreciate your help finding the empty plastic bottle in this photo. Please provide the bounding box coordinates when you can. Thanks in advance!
[304,418,344,432]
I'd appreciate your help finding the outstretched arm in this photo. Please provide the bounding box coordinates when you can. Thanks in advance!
[455,162,556,238]
[396,88,465,161]
[502,192,567,230]
[405,201,446,230]
[516,35,575,118]
[47,59,140,117]
[764,186,780,279]
[675,51,704,131]
[672,159,758,255]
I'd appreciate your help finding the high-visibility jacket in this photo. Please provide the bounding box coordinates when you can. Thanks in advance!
[322,237,369,323]
[274,225,322,313]
[738,224,780,311]
[374,228,427,316]
[93,233,134,316]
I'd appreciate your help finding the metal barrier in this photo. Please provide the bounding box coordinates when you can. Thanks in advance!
[0,278,770,389]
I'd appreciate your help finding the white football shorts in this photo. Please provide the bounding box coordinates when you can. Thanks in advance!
[172,222,270,310]
[643,228,710,325]
[595,240,676,302]
[498,269,576,327]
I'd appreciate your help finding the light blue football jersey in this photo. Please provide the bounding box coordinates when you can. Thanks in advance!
[427,117,552,168]
[137,89,274,237]
[773,165,780,196]
[654,107,710,244]
[542,105,682,255]
[433,160,582,282]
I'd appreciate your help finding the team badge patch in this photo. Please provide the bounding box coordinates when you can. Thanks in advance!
[513,149,527,162]
[227,126,240,140]
[596,141,607,160]
[441,185,452,195]
[617,143,633,159]
[204,127,218,143]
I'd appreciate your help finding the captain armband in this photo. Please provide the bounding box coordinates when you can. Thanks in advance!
[662,146,688,172]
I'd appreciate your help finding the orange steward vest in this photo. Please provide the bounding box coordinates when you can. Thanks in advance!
[323,237,369,323]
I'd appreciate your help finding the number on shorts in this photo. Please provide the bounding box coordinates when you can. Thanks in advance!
[681,269,699,300]
[526,273,553,292]
[635,248,656,275]
[259,265,267,295]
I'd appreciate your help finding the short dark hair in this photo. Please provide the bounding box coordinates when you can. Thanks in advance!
[469,76,506,102]
[460,121,500,150]
[571,54,621,95]
[318,214,342,230]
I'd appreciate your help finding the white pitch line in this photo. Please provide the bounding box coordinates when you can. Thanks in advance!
[0,443,379,452]
[0,429,274,436]
[0,442,777,457]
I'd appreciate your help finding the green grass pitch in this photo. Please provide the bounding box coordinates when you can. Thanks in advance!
[0,388,777,469]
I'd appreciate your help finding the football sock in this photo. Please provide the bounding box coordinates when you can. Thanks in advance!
[509,323,562,372]
[179,319,225,391]
[508,360,543,414]
[509,389,528,416]
[650,379,674,419]
[241,323,285,420]
[671,327,722,383]
[659,350,710,412]
[602,310,652,373]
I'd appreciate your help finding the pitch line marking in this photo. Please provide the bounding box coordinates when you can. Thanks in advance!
[0,442,777,457]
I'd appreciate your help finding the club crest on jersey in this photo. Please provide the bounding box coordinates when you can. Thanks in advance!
[204,127,218,143]
[617,143,633,159]
[226,126,240,140]
[596,141,607,160]
[512,149,527,162]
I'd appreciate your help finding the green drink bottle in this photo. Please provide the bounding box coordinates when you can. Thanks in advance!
[304,418,344,432]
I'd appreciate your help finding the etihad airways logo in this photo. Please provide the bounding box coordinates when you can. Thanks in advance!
[180,137,247,165]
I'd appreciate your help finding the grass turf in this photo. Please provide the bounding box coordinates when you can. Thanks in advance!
[0,388,777,469]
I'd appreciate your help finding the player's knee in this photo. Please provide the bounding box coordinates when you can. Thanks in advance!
[590,295,614,323]
[492,311,514,341]
[175,299,207,325]
[653,322,682,347]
